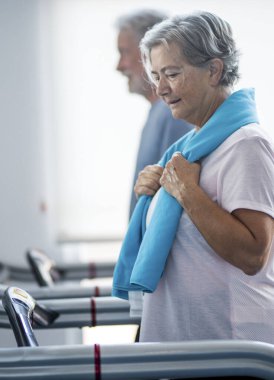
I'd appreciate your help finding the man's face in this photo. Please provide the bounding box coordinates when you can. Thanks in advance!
[116,28,148,96]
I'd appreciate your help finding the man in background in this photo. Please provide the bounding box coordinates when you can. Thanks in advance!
[115,9,193,218]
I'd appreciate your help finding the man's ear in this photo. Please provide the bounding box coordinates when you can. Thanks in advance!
[208,58,224,86]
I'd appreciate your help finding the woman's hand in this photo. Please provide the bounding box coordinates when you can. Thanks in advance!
[160,152,201,206]
[134,164,164,198]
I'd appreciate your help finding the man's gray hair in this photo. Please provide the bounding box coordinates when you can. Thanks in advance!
[140,11,240,87]
[115,9,168,42]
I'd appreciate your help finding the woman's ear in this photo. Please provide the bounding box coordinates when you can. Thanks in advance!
[208,58,224,86]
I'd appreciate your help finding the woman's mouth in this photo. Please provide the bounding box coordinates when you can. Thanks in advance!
[168,98,181,106]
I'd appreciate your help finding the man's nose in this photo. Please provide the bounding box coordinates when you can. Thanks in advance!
[116,57,124,72]
[116,55,130,73]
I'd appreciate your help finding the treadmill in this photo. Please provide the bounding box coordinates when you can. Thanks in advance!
[0,248,114,300]
[25,248,115,285]
[0,248,115,284]
[0,286,274,380]
[0,287,138,329]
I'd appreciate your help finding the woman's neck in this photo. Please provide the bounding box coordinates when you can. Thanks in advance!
[196,87,232,130]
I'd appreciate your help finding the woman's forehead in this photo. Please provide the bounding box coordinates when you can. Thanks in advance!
[150,42,186,69]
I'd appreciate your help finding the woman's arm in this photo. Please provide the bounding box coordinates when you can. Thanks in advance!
[161,153,274,275]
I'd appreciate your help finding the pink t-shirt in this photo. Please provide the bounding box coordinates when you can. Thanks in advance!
[140,124,274,343]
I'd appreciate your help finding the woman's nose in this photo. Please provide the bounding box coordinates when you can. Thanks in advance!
[156,77,170,97]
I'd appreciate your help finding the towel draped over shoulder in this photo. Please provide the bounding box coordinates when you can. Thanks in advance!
[112,88,259,300]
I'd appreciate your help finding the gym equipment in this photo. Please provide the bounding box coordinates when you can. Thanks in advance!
[1,287,59,346]
[26,248,115,286]
[0,248,115,284]
[0,282,112,300]
[0,248,114,302]
[1,286,274,379]
[0,287,138,329]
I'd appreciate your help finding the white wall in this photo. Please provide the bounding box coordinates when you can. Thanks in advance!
[0,0,57,267]
[0,2,75,347]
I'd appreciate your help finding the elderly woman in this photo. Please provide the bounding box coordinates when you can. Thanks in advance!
[113,11,274,343]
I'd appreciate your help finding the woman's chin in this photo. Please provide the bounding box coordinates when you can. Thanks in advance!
[171,108,189,122]
[170,108,182,120]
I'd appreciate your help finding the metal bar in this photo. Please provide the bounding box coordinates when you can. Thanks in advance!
[6,261,115,282]
[39,296,129,314]
[0,340,274,379]
[2,265,35,282]
[0,345,94,380]
[58,261,115,280]
[0,284,112,300]
[57,235,123,244]
[0,296,139,329]
[99,340,274,379]
[0,311,139,329]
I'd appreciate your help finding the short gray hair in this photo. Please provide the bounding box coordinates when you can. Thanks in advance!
[115,9,168,43]
[140,11,240,87]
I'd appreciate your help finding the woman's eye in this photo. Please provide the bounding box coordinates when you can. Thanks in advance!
[167,73,179,79]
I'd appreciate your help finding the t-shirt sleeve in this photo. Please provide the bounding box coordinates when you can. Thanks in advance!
[219,136,274,218]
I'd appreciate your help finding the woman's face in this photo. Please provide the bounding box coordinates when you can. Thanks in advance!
[150,42,216,127]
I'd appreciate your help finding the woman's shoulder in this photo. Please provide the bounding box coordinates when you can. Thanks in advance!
[218,123,273,154]
[228,123,272,143]
[203,123,274,167]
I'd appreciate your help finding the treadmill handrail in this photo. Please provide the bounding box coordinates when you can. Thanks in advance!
[0,340,274,379]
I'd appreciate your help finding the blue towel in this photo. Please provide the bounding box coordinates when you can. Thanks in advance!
[112,88,259,300]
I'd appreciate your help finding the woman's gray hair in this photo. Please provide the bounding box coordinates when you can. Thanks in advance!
[140,11,240,87]
[115,9,168,43]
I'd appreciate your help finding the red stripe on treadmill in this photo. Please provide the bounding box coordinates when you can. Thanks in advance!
[89,263,96,279]
[94,344,101,380]
[91,297,96,327]
[95,286,100,297]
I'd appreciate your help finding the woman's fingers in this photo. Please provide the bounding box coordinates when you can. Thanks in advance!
[134,165,164,197]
